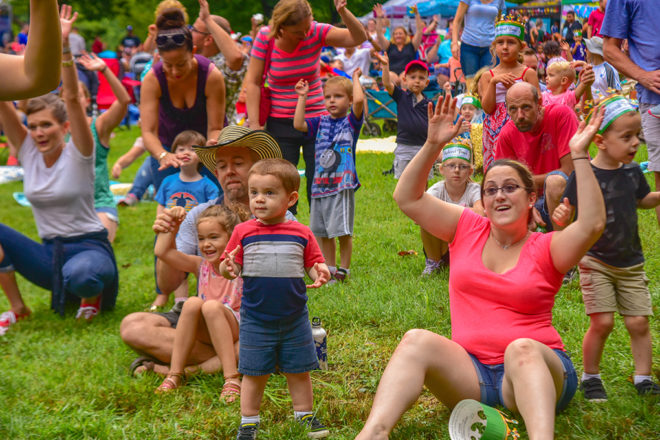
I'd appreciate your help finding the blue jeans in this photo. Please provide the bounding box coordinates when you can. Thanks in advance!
[127,156,154,201]
[460,42,494,78]
[0,224,116,301]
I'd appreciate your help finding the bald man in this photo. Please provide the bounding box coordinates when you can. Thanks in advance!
[494,82,578,230]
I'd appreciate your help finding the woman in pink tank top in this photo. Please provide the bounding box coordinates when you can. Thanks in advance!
[356,95,607,440]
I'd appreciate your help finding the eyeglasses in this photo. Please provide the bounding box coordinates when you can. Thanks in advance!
[189,25,210,36]
[483,184,523,198]
[442,163,471,171]
[156,32,187,48]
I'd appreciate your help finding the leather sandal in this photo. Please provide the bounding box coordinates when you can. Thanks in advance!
[220,374,241,403]
[155,373,183,394]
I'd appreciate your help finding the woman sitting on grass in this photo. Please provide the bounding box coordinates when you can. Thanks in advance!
[149,204,247,401]
[0,5,119,331]
[356,96,607,440]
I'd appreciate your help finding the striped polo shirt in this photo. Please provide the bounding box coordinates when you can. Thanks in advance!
[252,22,332,118]
[224,219,324,321]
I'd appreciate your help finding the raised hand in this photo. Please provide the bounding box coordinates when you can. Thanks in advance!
[222,245,242,279]
[579,64,595,85]
[560,40,570,53]
[77,53,106,72]
[306,263,331,288]
[373,3,385,18]
[552,198,572,228]
[198,0,210,22]
[426,94,463,146]
[59,4,78,41]
[352,67,362,81]
[295,79,309,96]
[569,105,605,157]
[334,0,347,13]
[373,51,389,67]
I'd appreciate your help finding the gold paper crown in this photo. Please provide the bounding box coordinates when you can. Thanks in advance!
[445,136,472,149]
[495,13,525,28]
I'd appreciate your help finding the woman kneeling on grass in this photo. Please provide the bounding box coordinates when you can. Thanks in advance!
[356,96,607,440]
[0,5,118,332]
[152,204,247,401]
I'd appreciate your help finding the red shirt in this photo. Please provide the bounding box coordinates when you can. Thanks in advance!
[588,9,605,38]
[494,104,577,177]
[449,209,565,364]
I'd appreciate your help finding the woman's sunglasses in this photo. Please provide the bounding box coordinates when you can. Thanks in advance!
[156,32,187,47]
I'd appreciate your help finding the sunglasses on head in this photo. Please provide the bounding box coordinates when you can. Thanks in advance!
[156,32,187,47]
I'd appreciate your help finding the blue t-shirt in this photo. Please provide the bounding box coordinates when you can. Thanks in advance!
[306,110,364,198]
[571,42,586,62]
[460,0,506,48]
[155,173,219,211]
[437,39,453,64]
[601,0,660,104]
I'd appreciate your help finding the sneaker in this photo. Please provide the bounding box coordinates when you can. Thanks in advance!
[580,377,608,402]
[75,304,99,322]
[236,422,259,440]
[333,268,348,283]
[648,104,660,119]
[421,258,441,276]
[635,379,660,396]
[298,414,329,439]
[118,193,138,207]
[0,310,29,336]
[562,267,577,285]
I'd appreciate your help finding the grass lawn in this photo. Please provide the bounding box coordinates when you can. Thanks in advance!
[0,126,658,439]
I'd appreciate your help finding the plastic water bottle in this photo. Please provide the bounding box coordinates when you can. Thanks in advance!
[311,317,328,370]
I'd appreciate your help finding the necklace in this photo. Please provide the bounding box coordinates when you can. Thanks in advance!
[490,230,530,250]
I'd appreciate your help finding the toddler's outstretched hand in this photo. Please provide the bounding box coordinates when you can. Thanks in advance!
[306,263,331,288]
[153,206,186,234]
[295,79,309,96]
[222,245,242,279]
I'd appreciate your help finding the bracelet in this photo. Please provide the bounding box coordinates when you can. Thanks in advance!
[572,156,589,160]
[158,151,168,162]
[62,59,74,68]
[62,46,71,54]
[101,65,108,73]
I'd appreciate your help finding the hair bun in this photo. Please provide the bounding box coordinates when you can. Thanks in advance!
[156,7,185,30]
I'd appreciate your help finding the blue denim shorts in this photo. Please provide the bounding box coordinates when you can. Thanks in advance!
[96,206,119,223]
[468,349,577,413]
[459,42,494,78]
[238,307,319,376]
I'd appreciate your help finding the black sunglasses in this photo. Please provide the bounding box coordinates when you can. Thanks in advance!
[156,33,187,47]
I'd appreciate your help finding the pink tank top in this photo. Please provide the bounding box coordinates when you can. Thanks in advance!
[198,260,242,318]
[490,67,531,103]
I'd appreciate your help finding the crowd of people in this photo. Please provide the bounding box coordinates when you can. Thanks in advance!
[0,0,658,439]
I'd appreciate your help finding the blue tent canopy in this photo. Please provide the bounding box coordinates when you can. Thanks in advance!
[416,0,518,17]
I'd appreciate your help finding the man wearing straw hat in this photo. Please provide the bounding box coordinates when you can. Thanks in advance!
[120,126,284,373]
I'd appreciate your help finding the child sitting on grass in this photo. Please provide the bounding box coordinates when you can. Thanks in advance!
[542,61,594,108]
[377,52,432,179]
[421,139,483,275]
[151,130,220,309]
[552,96,660,400]
[220,158,332,439]
[293,68,364,283]
[153,204,246,401]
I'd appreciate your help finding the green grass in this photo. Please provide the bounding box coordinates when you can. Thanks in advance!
[0,126,658,439]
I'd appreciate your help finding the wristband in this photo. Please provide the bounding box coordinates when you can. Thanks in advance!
[62,59,74,68]
[158,151,168,162]
[62,46,71,54]
[572,156,589,160]
[101,65,108,73]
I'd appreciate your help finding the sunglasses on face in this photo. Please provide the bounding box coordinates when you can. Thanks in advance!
[189,25,210,36]
[483,184,523,198]
[156,33,187,47]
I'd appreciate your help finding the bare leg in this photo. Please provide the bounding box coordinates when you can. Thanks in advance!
[544,174,567,231]
[501,339,567,440]
[201,301,240,379]
[319,237,336,268]
[172,279,189,300]
[96,212,118,243]
[168,297,204,376]
[623,315,653,376]
[241,374,271,416]
[152,292,170,307]
[356,329,480,440]
[285,372,313,411]
[582,312,614,374]
[419,229,448,261]
[0,271,31,315]
[119,311,216,364]
[338,235,352,270]
[655,171,660,226]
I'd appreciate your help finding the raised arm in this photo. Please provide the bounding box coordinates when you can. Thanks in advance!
[375,52,393,95]
[245,55,265,129]
[0,102,27,156]
[293,79,309,133]
[574,64,595,101]
[59,5,93,157]
[205,67,226,143]
[393,95,465,242]
[111,141,145,178]
[411,11,424,51]
[352,68,365,119]
[603,37,660,95]
[374,4,390,51]
[0,0,61,100]
[325,0,368,48]
[154,206,202,275]
[550,108,606,273]
[199,0,244,71]
[79,54,131,144]
[425,38,441,64]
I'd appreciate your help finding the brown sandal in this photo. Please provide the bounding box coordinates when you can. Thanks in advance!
[220,374,241,403]
[155,373,183,394]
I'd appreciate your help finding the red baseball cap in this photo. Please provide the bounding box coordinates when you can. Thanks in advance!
[404,60,429,74]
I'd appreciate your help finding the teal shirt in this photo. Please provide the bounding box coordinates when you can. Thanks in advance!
[92,118,115,209]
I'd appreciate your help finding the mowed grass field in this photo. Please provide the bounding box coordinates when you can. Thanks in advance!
[0,126,658,439]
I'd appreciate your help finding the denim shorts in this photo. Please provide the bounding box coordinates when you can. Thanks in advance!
[238,307,319,376]
[468,349,577,413]
[96,206,119,224]
[460,42,494,78]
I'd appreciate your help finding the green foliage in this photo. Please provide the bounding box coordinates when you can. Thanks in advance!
[0,127,657,438]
